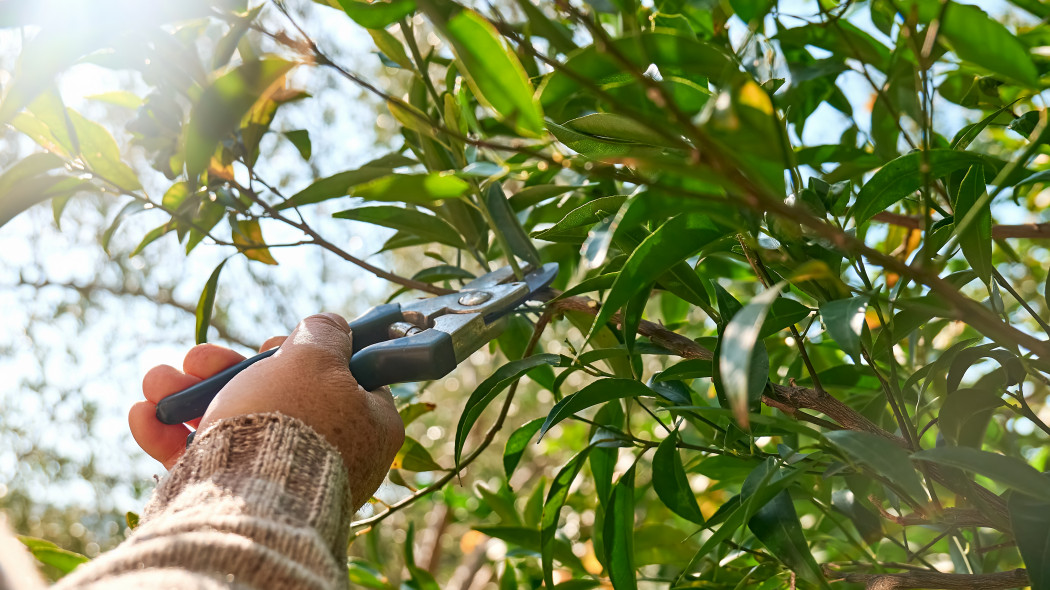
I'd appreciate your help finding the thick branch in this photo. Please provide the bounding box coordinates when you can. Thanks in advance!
[829,567,1028,590]
[873,211,1050,240]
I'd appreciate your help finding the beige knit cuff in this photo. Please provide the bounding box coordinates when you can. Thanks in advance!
[143,412,354,561]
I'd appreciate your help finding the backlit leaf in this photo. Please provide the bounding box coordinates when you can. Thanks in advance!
[333,205,467,249]
[195,259,228,345]
[184,58,296,180]
[423,3,543,136]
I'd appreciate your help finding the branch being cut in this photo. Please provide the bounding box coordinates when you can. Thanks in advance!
[828,567,1028,589]
[873,211,1050,240]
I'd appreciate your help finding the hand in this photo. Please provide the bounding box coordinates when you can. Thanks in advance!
[129,313,405,509]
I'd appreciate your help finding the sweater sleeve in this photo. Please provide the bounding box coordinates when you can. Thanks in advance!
[53,413,354,590]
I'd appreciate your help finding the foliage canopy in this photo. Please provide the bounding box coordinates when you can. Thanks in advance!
[4,0,1050,588]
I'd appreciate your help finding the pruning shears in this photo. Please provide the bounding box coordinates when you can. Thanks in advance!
[155,262,559,426]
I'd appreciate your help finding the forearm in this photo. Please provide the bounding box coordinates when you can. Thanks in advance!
[55,413,354,590]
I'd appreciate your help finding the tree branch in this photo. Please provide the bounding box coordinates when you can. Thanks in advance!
[825,566,1029,589]
[873,211,1050,240]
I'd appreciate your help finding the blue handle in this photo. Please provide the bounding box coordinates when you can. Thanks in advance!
[156,303,405,425]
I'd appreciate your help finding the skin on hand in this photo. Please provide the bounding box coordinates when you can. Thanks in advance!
[129,313,405,510]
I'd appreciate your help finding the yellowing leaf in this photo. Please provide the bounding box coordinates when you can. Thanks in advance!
[232,218,278,265]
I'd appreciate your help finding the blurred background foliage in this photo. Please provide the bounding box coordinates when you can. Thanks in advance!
[2,0,1050,588]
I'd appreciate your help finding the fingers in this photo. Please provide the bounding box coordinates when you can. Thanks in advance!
[129,401,190,470]
[259,336,287,353]
[282,313,354,365]
[183,343,247,379]
[142,365,200,404]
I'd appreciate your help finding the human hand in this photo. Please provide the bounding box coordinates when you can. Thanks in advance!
[129,313,405,508]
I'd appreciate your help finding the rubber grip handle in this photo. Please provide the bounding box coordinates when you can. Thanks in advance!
[156,304,405,425]
[350,329,458,391]
[155,347,278,424]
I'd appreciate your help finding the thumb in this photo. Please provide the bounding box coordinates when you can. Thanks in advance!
[278,313,354,367]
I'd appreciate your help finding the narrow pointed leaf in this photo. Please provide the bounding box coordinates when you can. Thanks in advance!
[653,431,705,524]
[195,259,228,344]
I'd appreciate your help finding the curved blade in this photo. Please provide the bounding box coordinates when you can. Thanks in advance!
[482,262,559,323]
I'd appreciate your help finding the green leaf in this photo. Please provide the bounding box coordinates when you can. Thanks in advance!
[422,3,543,136]
[851,150,994,225]
[510,183,593,211]
[17,537,88,576]
[653,359,713,382]
[184,58,296,180]
[760,298,812,338]
[912,447,1050,501]
[284,129,312,161]
[819,296,868,361]
[125,511,140,530]
[0,152,68,228]
[539,379,653,438]
[475,525,584,572]
[653,430,705,524]
[531,195,627,242]
[1008,488,1050,589]
[825,430,927,502]
[564,113,684,148]
[719,283,780,429]
[540,31,736,108]
[456,354,566,466]
[938,388,1003,448]
[476,483,521,525]
[131,222,174,257]
[368,27,412,69]
[66,108,140,190]
[898,0,1038,87]
[333,205,467,249]
[541,448,591,587]
[392,436,442,471]
[411,265,475,283]
[336,0,416,29]
[499,560,518,590]
[586,214,722,346]
[504,417,545,477]
[547,119,652,159]
[347,558,389,588]
[681,459,806,577]
[353,172,470,203]
[748,492,829,589]
[486,183,540,265]
[602,465,637,590]
[195,259,228,345]
[277,167,395,210]
[399,401,436,426]
[953,164,992,285]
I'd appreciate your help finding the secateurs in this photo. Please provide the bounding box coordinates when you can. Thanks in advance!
[155,262,559,425]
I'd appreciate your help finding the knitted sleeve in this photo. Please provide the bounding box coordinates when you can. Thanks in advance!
[53,413,354,590]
